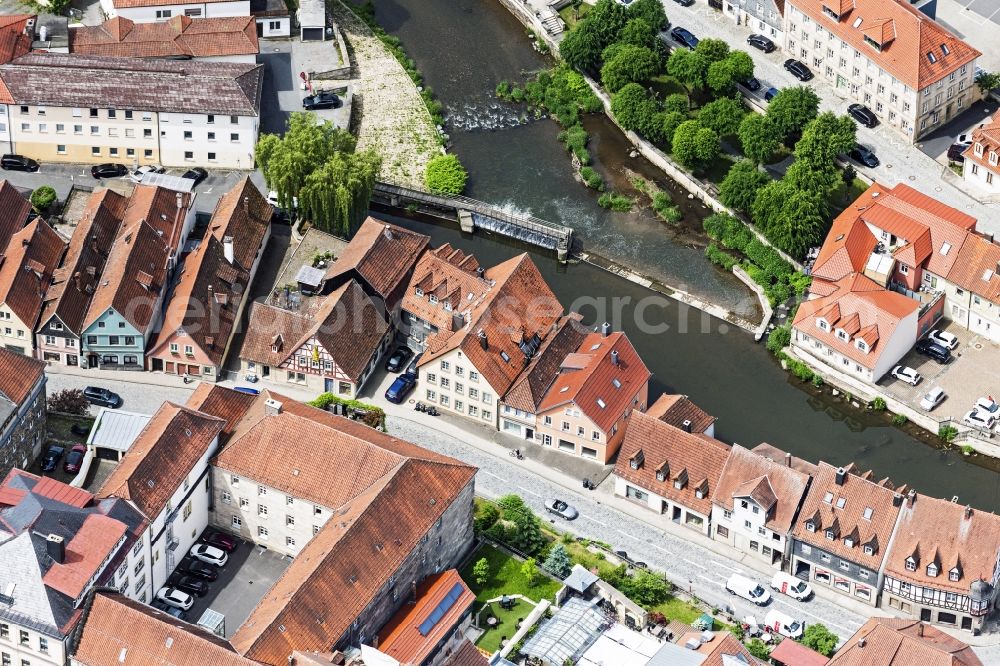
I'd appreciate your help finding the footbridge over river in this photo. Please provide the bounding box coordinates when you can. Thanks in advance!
[372,181,573,261]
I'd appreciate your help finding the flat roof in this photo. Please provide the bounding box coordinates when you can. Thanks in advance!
[90,408,151,452]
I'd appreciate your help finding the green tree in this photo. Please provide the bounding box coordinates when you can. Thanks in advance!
[47,389,90,415]
[766,86,820,140]
[693,38,730,64]
[801,623,839,657]
[976,70,1000,94]
[667,48,707,93]
[474,502,501,532]
[738,114,782,163]
[30,185,57,213]
[521,557,539,587]
[785,160,841,199]
[628,0,669,31]
[256,112,373,233]
[473,557,491,586]
[753,180,826,257]
[611,83,659,133]
[600,44,660,92]
[615,17,657,49]
[543,544,573,578]
[672,120,719,172]
[720,159,770,213]
[660,111,687,152]
[663,93,690,114]
[625,570,670,605]
[425,154,468,194]
[558,0,629,72]
[706,51,754,96]
[794,112,857,168]
[747,639,771,660]
[497,495,546,555]
[698,96,745,137]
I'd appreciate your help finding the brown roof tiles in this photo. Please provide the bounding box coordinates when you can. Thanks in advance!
[502,313,587,414]
[0,180,31,255]
[0,347,44,405]
[70,15,259,59]
[827,618,983,666]
[402,244,492,333]
[714,444,811,534]
[645,393,717,433]
[0,217,65,329]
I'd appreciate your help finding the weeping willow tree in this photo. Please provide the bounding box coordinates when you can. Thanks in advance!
[256,112,379,234]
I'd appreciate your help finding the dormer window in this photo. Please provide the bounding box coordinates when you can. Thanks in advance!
[825,529,835,540]
[817,319,830,331]
[927,563,939,577]
[695,488,705,499]
[864,545,874,556]
[629,450,644,470]
[990,152,998,167]
[836,329,849,342]
[656,469,666,482]
[975,143,984,157]
[949,567,961,582]
[863,35,882,51]
[855,339,868,353]
[905,556,917,572]
[429,294,438,304]
[443,301,453,312]
[415,287,424,297]
[806,520,816,532]
[822,4,840,19]
[844,537,854,548]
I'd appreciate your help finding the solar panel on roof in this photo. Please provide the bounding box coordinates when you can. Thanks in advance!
[417,582,465,636]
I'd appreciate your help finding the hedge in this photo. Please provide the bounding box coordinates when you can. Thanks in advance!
[705,243,737,270]
[307,393,386,429]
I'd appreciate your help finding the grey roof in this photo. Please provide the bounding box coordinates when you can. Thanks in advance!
[89,408,151,453]
[521,597,605,665]
[134,172,196,192]
[564,564,599,594]
[295,265,325,288]
[0,54,263,116]
[645,642,706,666]
[298,0,326,28]
[0,397,14,434]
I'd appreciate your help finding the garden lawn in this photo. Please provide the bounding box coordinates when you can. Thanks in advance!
[46,414,93,443]
[475,599,534,653]
[558,2,592,29]
[651,595,704,624]
[460,543,562,603]
[828,176,869,210]
[649,75,688,99]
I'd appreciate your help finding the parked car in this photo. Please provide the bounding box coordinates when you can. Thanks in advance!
[41,445,65,473]
[947,143,967,163]
[740,77,761,91]
[302,91,342,110]
[83,386,122,408]
[91,163,127,179]
[771,572,812,601]
[849,144,879,168]
[783,58,813,81]
[232,386,260,395]
[63,444,86,474]
[764,609,804,639]
[267,191,298,210]
[920,386,946,411]
[200,531,239,552]
[963,409,997,430]
[155,587,194,611]
[167,574,209,597]
[179,557,219,581]
[763,87,780,102]
[891,365,921,386]
[915,338,952,364]
[151,599,187,620]
[673,0,695,6]
[544,498,579,520]
[385,346,414,373]
[957,126,984,146]
[847,103,878,128]
[670,26,699,50]
[385,372,417,404]
[129,165,164,182]
[189,544,228,567]
[726,574,771,606]
[976,396,999,414]
[1,154,39,172]
[927,329,959,350]
[182,167,208,186]
[747,34,776,52]
[70,422,91,437]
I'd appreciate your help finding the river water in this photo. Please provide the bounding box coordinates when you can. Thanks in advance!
[368,0,1000,510]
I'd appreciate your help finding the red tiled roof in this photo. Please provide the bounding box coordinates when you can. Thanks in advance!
[789,0,980,90]
[812,205,878,282]
[947,234,1000,303]
[537,331,649,433]
[645,393,716,433]
[324,217,429,303]
[503,314,587,414]
[613,411,731,516]
[714,445,812,534]
[0,217,65,328]
[184,383,257,441]
[962,111,1000,174]
[377,570,475,665]
[402,243,491,333]
[0,346,44,405]
[0,180,31,255]
[827,618,982,666]
[205,176,271,272]
[74,592,261,666]
[42,514,128,599]
[770,637,830,666]
[30,476,93,508]
[443,640,490,666]
[0,15,32,66]
[70,15,259,59]
[98,402,225,520]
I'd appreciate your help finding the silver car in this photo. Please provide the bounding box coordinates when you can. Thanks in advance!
[544,498,578,520]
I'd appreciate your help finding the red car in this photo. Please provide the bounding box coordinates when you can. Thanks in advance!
[201,531,238,552]
[63,444,87,474]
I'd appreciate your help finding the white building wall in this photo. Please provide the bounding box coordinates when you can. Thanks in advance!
[613,475,711,535]
[107,0,250,21]
[711,498,787,566]
[256,16,291,38]
[419,350,498,428]
[0,105,11,156]
[962,159,1000,194]
[0,625,65,666]
[158,111,257,169]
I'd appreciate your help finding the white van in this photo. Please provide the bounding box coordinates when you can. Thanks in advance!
[764,609,804,639]
[725,574,771,606]
[771,572,813,601]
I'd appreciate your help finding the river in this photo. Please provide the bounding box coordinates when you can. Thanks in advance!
[366,0,1000,510]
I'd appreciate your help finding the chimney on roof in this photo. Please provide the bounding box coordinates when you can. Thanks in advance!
[611,350,619,366]
[907,489,917,507]
[73,271,81,291]
[478,330,488,351]
[681,419,692,433]
[601,322,611,337]
[893,493,903,507]
[176,191,183,211]
[476,266,485,278]
[384,227,393,241]
[264,398,282,416]
[21,238,29,248]
[223,236,234,264]
[46,534,65,564]
[965,504,973,519]
[835,467,847,486]
[858,637,866,648]
[785,452,792,467]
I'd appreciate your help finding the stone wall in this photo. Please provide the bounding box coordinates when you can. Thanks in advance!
[0,376,46,477]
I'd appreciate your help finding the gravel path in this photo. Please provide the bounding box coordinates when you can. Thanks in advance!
[331,0,442,189]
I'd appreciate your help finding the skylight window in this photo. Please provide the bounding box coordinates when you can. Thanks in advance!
[984,269,995,281]
[863,507,873,520]
[927,51,937,64]
[559,386,569,393]
[500,351,510,362]
[836,497,847,509]
[597,398,607,408]
[823,491,834,503]
[852,16,863,28]
[941,242,951,255]
[590,343,601,351]
[612,378,622,389]
[941,43,950,56]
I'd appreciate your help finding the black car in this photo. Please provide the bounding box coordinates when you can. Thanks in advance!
[167,574,210,597]
[151,599,187,620]
[783,59,813,81]
[70,423,91,437]
[747,34,776,53]
[848,103,878,128]
[915,338,952,364]
[670,26,699,50]
[764,87,780,102]
[182,167,208,186]
[672,0,695,6]
[41,445,65,473]
[385,372,417,404]
[740,77,761,91]
[1,154,39,172]
[180,557,219,581]
[83,386,122,408]
[947,143,967,163]
[849,144,880,168]
[302,91,342,110]
[91,163,127,179]
[385,346,414,373]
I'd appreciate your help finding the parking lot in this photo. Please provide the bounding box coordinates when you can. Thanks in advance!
[180,535,292,638]
[879,323,1000,431]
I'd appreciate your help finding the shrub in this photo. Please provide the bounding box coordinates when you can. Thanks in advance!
[939,425,959,443]
[651,192,681,222]
[705,243,737,270]
[786,358,815,382]
[306,393,385,429]
[475,502,501,532]
[766,325,791,356]
[892,414,909,426]
[598,192,634,211]
[580,166,604,190]
[811,374,824,387]
[473,558,491,585]
[47,389,89,415]
[30,186,57,213]
[425,154,468,194]
[962,444,975,455]
[558,124,591,165]
[870,397,887,412]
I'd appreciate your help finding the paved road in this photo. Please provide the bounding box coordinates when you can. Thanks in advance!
[46,372,194,416]
[658,1,1000,235]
